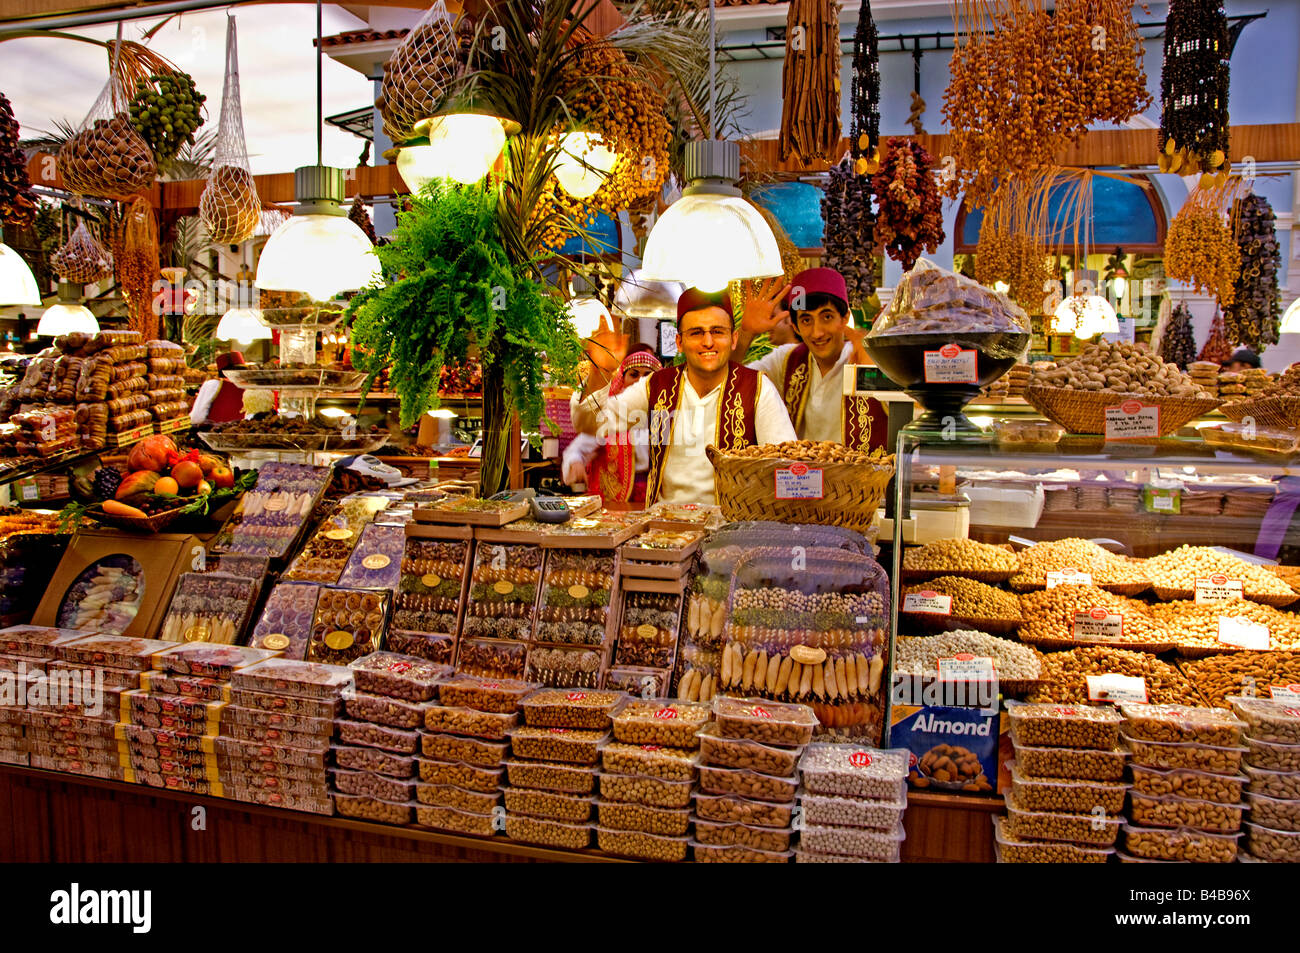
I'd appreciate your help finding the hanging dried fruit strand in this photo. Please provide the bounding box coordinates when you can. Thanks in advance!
[0,92,37,230]
[1165,189,1239,307]
[849,0,880,162]
[821,159,877,309]
[1158,302,1198,369]
[1157,0,1231,178]
[118,196,160,340]
[871,137,944,271]
[779,0,842,164]
[1197,308,1233,364]
[1224,193,1281,350]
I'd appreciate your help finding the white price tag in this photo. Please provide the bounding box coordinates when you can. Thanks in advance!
[1195,574,1244,604]
[1104,400,1161,440]
[937,654,996,682]
[773,464,824,500]
[1152,494,1177,512]
[17,479,38,501]
[923,344,978,384]
[1268,684,1300,703]
[1073,609,1124,641]
[1086,673,1148,704]
[903,591,953,615]
[1046,568,1093,589]
[1218,616,1270,650]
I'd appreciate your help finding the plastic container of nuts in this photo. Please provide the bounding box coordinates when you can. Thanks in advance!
[1129,763,1246,804]
[1120,823,1240,863]
[343,691,434,730]
[336,719,419,754]
[598,770,694,809]
[508,726,608,765]
[596,800,691,836]
[690,842,792,863]
[1011,741,1129,781]
[423,703,518,741]
[1005,701,1123,750]
[502,787,595,823]
[798,745,910,801]
[435,674,538,714]
[797,791,907,831]
[698,730,800,777]
[519,688,625,730]
[712,696,817,747]
[798,822,905,861]
[1243,762,1300,800]
[599,741,698,781]
[1244,734,1300,772]
[419,732,509,767]
[415,804,499,837]
[415,782,500,814]
[503,758,596,795]
[330,745,412,778]
[1118,703,1246,747]
[1008,767,1127,815]
[1227,695,1300,745]
[691,816,793,850]
[1128,791,1245,833]
[331,768,416,803]
[416,756,504,793]
[1244,791,1300,832]
[348,652,451,702]
[595,825,688,862]
[611,699,711,748]
[1003,793,1122,845]
[333,791,413,825]
[991,817,1115,863]
[505,815,591,850]
[697,763,800,803]
[1243,820,1300,862]
[693,791,795,828]
[1119,732,1245,776]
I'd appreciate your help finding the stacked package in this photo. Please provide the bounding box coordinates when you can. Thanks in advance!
[331,651,450,826]
[415,674,533,837]
[1218,367,1271,400]
[389,524,472,665]
[1117,703,1247,863]
[981,362,1032,401]
[157,572,263,645]
[504,688,621,851]
[594,698,705,861]
[5,407,77,457]
[1189,361,1221,395]
[999,702,1126,863]
[796,742,908,862]
[221,656,350,813]
[120,643,277,796]
[1227,696,1300,862]
[145,340,190,434]
[693,697,812,862]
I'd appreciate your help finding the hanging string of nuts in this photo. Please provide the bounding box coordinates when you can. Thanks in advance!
[1197,308,1233,363]
[51,221,114,285]
[117,196,160,341]
[1158,301,1198,369]
[779,0,842,164]
[848,0,880,166]
[1157,0,1231,178]
[0,92,37,229]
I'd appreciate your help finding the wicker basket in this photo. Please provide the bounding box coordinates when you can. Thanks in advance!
[706,446,894,533]
[85,503,189,533]
[1219,395,1300,430]
[1016,631,1177,654]
[1151,585,1299,609]
[1009,574,1152,597]
[1024,385,1220,437]
[901,567,1014,584]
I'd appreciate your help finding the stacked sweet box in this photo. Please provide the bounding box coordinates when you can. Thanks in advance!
[689,697,814,862]
[210,462,333,562]
[795,743,910,862]
[1230,696,1300,862]
[120,643,280,796]
[31,633,173,780]
[414,674,534,837]
[593,698,707,862]
[389,523,473,665]
[1116,703,1247,864]
[331,651,451,827]
[528,548,616,689]
[283,496,393,583]
[304,586,393,666]
[504,688,624,851]
[459,541,545,682]
[998,702,1127,863]
[222,656,352,813]
[156,572,263,645]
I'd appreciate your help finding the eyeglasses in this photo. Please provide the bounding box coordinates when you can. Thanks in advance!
[681,326,731,341]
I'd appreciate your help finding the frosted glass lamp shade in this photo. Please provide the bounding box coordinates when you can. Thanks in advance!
[255,214,381,302]
[37,303,98,335]
[217,307,272,343]
[0,242,40,306]
[641,192,782,293]
[1054,294,1118,340]
[554,132,618,199]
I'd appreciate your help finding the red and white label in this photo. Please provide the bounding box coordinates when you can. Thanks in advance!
[389,661,414,674]
[1053,707,1081,717]
[1195,575,1244,603]
[482,682,501,689]
[937,654,996,682]
[1218,616,1270,650]
[1073,609,1124,641]
[566,692,586,701]
[548,728,571,734]
[1086,673,1148,704]
[774,465,824,500]
[1046,569,1093,588]
[640,744,663,751]
[653,707,677,720]
[1105,401,1161,440]
[923,345,978,383]
[903,591,953,615]
[748,706,773,719]
[848,751,873,768]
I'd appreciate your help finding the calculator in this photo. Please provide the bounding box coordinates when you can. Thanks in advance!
[530,496,572,523]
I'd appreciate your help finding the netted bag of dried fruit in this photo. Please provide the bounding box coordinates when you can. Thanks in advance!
[377,1,466,144]
[59,75,156,200]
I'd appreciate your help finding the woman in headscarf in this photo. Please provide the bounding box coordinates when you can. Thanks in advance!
[563,345,662,504]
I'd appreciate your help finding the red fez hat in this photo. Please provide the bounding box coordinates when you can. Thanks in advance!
[676,287,734,323]
[784,267,849,311]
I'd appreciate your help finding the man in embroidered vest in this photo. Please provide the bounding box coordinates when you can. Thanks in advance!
[576,288,796,506]
[735,267,878,449]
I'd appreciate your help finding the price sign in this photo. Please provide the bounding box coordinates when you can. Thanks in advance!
[1218,616,1270,650]
[1195,574,1244,604]
[1046,568,1093,589]
[774,464,824,500]
[903,591,952,615]
[1073,609,1124,641]
[1086,673,1148,704]
[923,344,978,383]
[1105,400,1161,440]
[1268,684,1300,703]
[937,654,996,682]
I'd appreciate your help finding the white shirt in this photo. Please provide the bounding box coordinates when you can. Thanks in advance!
[583,370,797,505]
[748,341,853,444]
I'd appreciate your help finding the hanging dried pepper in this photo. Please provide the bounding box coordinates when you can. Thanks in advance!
[871,137,944,271]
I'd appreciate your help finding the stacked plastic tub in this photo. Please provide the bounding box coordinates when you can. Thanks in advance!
[999,702,1126,862]
[1228,696,1300,862]
[1118,703,1247,864]
[595,698,708,861]
[331,652,451,826]
[796,743,909,862]
[414,674,532,837]
[503,688,622,851]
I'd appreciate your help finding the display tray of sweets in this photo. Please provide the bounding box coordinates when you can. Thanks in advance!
[153,642,279,681]
[304,587,391,666]
[337,522,406,590]
[534,549,614,647]
[222,366,367,392]
[462,542,544,642]
[618,529,705,563]
[247,582,320,659]
[456,638,529,681]
[414,497,530,526]
[0,625,88,660]
[228,657,353,699]
[392,532,470,647]
[199,425,387,454]
[209,462,332,559]
[615,591,682,670]
[284,495,392,583]
[55,635,172,672]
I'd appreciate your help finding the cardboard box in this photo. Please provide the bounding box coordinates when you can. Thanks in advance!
[34,530,202,642]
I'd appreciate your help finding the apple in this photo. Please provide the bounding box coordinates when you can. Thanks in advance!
[196,453,223,478]
[171,459,204,490]
[209,464,235,490]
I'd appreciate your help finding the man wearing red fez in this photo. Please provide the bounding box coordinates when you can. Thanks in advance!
[735,268,873,447]
[577,287,796,506]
